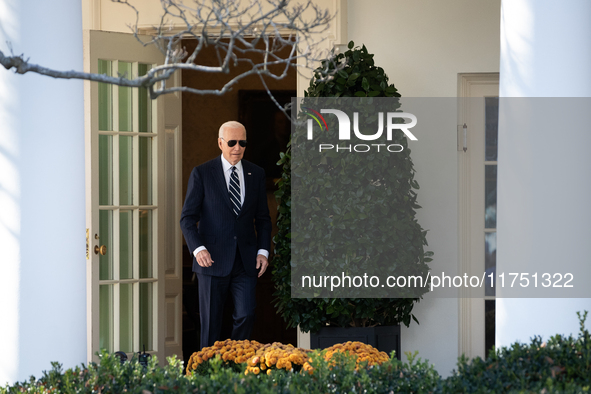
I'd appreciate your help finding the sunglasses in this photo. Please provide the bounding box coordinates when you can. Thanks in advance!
[222,138,247,148]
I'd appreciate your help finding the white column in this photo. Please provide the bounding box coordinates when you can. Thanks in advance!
[0,0,86,385]
[497,0,591,347]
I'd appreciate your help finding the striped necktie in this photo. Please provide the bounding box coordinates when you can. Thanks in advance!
[229,166,241,216]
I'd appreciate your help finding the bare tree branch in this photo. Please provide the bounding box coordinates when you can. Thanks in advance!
[0,0,338,110]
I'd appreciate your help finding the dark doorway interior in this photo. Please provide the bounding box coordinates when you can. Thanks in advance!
[238,90,293,182]
[236,90,295,345]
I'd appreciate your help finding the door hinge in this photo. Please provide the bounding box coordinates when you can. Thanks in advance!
[457,123,467,152]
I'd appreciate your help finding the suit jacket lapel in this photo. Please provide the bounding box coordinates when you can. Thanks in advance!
[212,156,233,212]
[240,161,253,215]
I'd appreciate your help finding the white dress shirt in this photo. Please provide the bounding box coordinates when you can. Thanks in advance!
[221,154,245,205]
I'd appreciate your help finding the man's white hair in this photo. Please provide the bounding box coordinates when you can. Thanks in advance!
[219,121,247,139]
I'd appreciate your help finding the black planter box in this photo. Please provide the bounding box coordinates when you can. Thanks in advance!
[310,325,401,360]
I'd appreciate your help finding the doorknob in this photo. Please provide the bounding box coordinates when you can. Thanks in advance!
[94,245,107,256]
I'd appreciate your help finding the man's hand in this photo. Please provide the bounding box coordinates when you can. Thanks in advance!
[196,249,214,267]
[256,254,268,277]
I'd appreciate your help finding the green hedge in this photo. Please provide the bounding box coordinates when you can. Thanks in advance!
[442,311,591,393]
[3,312,590,393]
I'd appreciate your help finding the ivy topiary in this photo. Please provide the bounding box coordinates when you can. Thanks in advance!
[305,41,401,99]
[272,41,432,334]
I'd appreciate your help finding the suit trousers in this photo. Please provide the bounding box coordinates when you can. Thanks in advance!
[196,250,257,349]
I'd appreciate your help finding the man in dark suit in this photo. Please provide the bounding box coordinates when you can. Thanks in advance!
[180,121,272,349]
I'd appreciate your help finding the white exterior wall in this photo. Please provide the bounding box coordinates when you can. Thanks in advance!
[0,0,86,385]
[497,0,591,347]
[348,0,501,97]
[348,0,500,375]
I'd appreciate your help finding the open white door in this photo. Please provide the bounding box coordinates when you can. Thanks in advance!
[84,30,183,363]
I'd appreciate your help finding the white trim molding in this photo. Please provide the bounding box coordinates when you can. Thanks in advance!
[457,73,499,360]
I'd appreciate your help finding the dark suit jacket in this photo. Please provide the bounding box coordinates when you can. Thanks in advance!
[180,156,272,277]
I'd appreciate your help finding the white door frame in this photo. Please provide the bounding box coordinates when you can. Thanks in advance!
[162,71,183,360]
[457,73,499,360]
